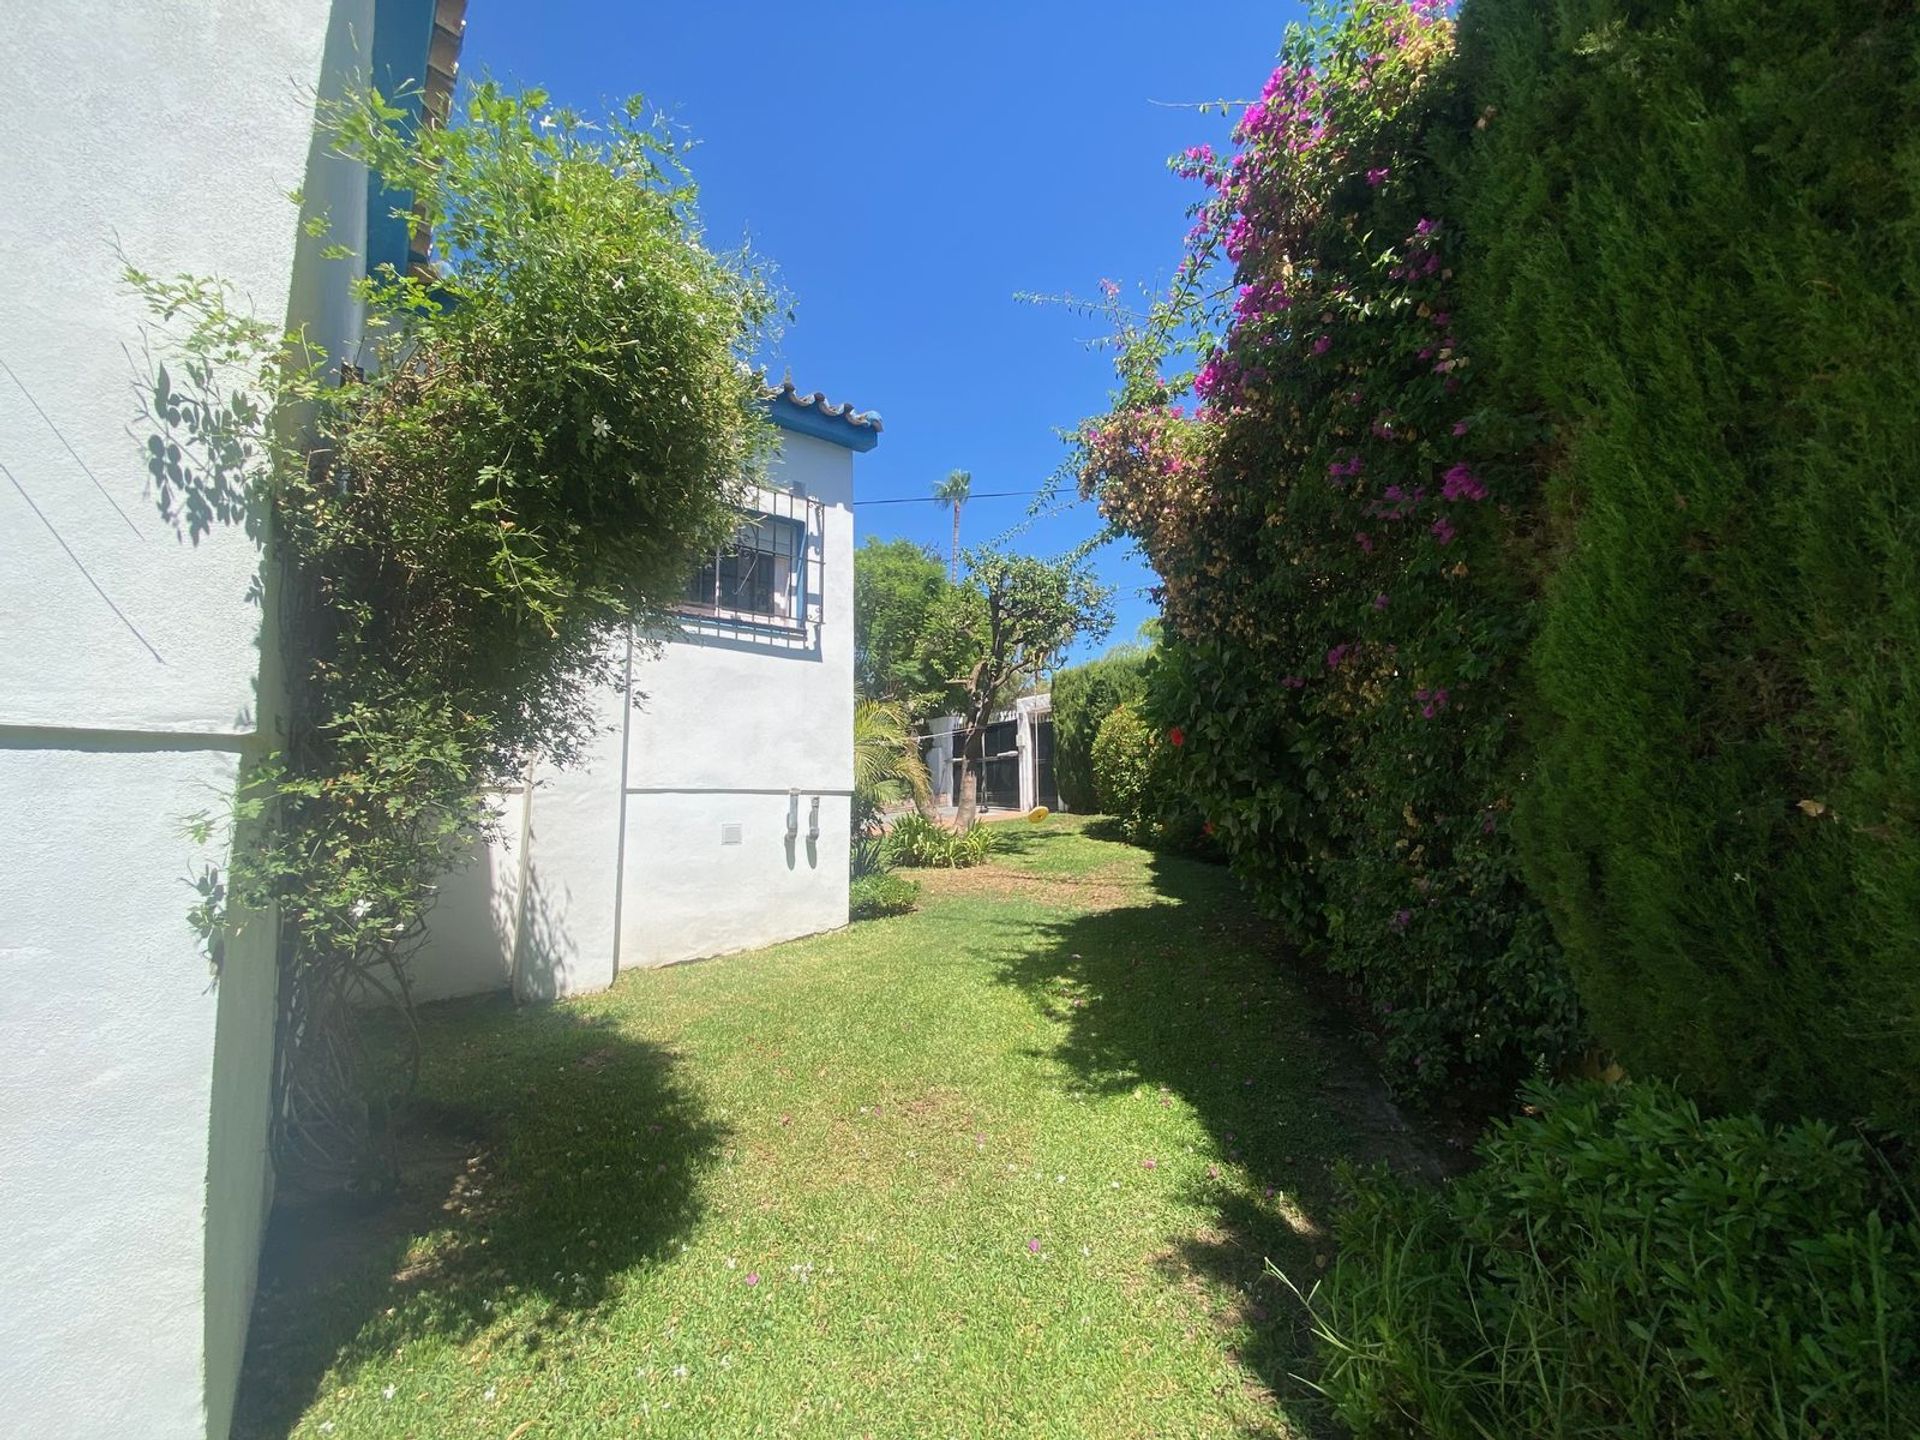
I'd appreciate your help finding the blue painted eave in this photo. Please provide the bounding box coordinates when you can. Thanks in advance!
[766,395,881,452]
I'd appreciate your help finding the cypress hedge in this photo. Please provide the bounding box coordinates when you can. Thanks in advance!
[1460,0,1920,1130]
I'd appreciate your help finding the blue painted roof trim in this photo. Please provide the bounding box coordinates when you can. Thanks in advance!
[365,0,438,279]
[767,395,881,452]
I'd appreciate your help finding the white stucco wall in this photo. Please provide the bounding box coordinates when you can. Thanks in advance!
[618,429,856,969]
[411,426,860,996]
[0,4,359,1437]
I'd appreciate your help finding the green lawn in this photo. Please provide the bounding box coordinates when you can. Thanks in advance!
[238,816,1437,1439]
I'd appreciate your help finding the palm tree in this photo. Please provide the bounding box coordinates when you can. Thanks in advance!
[853,698,934,827]
[932,468,972,582]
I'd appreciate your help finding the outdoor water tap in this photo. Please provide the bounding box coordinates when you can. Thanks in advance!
[807,795,821,841]
[786,789,800,840]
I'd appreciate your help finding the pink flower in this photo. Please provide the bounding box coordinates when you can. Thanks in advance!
[1282,674,1307,689]
[1355,531,1374,554]
[1366,166,1390,187]
[744,1272,760,1287]
[1431,516,1456,546]
[1326,643,1353,670]
[1312,334,1332,356]
[1442,463,1487,502]
[1141,1158,1158,1170]
[1452,419,1470,436]
[1373,593,1390,611]
[1027,1238,1041,1254]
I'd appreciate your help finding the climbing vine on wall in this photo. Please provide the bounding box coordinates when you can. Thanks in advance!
[131,84,776,1181]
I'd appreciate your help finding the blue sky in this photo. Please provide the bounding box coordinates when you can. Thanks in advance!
[461,2,1301,661]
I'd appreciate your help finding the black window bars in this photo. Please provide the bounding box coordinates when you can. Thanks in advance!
[677,485,825,647]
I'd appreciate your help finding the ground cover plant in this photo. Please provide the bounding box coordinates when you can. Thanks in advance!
[849,870,920,919]
[234,817,1444,1439]
[1306,1080,1920,1438]
[883,812,997,869]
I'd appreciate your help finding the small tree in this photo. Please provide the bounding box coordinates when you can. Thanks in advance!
[926,546,1113,829]
[854,537,950,709]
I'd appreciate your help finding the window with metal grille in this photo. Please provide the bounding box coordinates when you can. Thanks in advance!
[681,511,806,627]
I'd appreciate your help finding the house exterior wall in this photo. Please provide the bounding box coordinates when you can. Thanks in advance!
[409,423,861,998]
[619,429,856,969]
[0,4,372,1437]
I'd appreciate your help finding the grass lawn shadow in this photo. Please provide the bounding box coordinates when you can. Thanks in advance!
[232,997,729,1439]
[994,845,1450,1434]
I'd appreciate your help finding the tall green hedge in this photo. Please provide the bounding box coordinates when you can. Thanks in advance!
[1460,0,1920,1131]
[1051,647,1152,812]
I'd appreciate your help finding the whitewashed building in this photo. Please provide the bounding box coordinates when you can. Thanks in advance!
[1,2,464,1436]
[922,692,1060,815]
[409,383,879,1002]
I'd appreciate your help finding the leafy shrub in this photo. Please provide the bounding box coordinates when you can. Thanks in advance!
[885,813,996,869]
[1459,0,1920,1132]
[1090,702,1158,843]
[1087,697,1215,853]
[850,872,920,920]
[1305,1081,1920,1439]
[1052,647,1152,812]
[1078,0,1580,1094]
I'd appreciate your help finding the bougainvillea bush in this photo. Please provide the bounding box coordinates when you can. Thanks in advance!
[1079,0,1578,1095]
[1459,0,1920,1133]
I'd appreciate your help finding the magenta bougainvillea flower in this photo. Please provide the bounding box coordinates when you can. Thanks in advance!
[1366,166,1390,186]
[1442,463,1487,502]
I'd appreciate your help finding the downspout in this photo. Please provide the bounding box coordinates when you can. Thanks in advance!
[608,628,635,984]
[507,772,535,1002]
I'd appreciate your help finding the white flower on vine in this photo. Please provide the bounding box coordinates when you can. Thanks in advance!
[592,414,612,440]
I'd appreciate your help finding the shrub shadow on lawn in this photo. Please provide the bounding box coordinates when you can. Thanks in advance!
[233,996,728,1439]
[995,848,1447,1436]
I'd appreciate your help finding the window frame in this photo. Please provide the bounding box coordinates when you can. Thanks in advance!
[677,507,811,636]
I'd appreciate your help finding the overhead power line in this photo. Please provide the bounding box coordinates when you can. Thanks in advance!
[854,489,1046,507]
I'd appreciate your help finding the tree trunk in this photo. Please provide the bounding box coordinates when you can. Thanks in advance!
[954,721,985,830]
[950,501,961,582]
